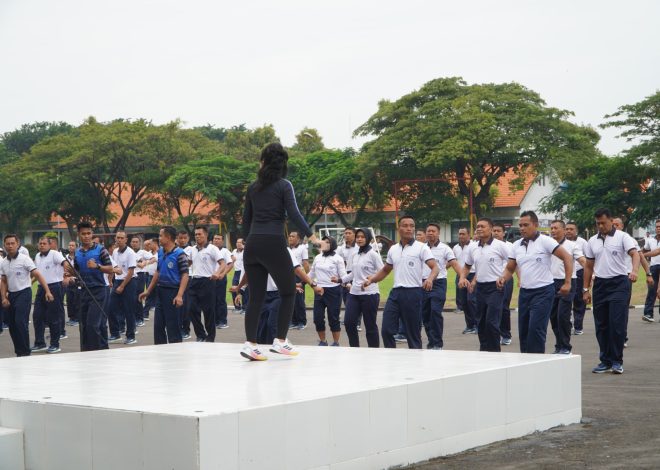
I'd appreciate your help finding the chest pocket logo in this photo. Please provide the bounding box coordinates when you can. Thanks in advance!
[167,261,174,269]
[489,257,496,263]
[535,257,542,262]
[612,251,619,256]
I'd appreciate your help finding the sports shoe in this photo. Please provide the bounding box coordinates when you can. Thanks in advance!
[394,334,407,343]
[501,337,512,346]
[30,344,48,353]
[642,315,653,323]
[136,320,145,327]
[124,338,137,345]
[462,327,477,335]
[47,346,61,354]
[558,349,572,355]
[270,338,299,356]
[318,340,328,346]
[573,329,583,335]
[196,337,205,342]
[592,363,611,374]
[296,323,307,330]
[60,334,68,339]
[288,323,297,330]
[611,363,624,374]
[217,323,229,329]
[330,342,340,347]
[108,335,122,343]
[624,340,628,348]
[240,342,267,361]
[357,325,362,332]
[182,332,191,340]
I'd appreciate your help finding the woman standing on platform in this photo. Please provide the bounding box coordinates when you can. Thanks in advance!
[310,236,347,346]
[240,143,319,361]
[338,228,383,348]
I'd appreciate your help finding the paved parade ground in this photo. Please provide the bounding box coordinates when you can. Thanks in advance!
[1,304,659,469]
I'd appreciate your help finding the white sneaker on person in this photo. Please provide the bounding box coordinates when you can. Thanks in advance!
[240,342,268,361]
[269,338,299,357]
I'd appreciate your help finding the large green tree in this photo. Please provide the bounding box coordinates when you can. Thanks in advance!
[20,118,196,234]
[354,77,601,218]
[539,154,657,230]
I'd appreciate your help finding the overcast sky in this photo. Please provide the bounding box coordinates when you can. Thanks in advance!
[1,0,658,156]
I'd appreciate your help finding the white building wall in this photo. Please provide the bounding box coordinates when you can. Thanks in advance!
[518,178,558,228]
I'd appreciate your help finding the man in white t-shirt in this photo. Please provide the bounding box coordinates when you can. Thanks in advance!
[492,223,515,345]
[108,231,138,345]
[460,218,511,352]
[131,235,150,326]
[424,223,463,350]
[212,234,233,329]
[288,231,310,329]
[643,219,660,321]
[566,222,589,334]
[549,220,585,354]
[1,234,54,357]
[189,226,225,342]
[364,216,439,349]
[497,211,573,354]
[453,227,478,334]
[583,209,640,374]
[32,237,67,353]
[231,238,246,312]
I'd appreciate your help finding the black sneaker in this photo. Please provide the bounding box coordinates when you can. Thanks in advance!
[611,363,624,374]
[47,346,61,354]
[642,315,653,323]
[182,332,191,340]
[573,329,584,335]
[108,335,122,343]
[124,338,137,345]
[30,344,48,353]
[394,334,407,343]
[592,363,611,374]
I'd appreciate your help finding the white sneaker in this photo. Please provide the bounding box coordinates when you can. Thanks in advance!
[269,338,299,357]
[240,342,267,361]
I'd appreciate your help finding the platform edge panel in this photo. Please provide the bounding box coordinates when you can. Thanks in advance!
[0,425,25,470]
[0,398,203,470]
[197,355,581,470]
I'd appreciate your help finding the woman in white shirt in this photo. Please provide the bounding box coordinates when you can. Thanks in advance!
[338,228,383,348]
[309,237,347,346]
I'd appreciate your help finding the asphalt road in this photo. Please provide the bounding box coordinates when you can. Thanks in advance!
[1,305,659,469]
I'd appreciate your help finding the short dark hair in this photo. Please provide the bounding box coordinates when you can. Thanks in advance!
[195,226,208,233]
[551,220,566,228]
[566,221,578,228]
[427,223,441,231]
[594,208,611,219]
[492,222,505,231]
[520,211,539,224]
[130,235,142,242]
[477,217,493,227]
[458,227,469,234]
[399,215,415,225]
[160,226,177,241]
[344,227,356,234]
[77,221,93,232]
[177,230,188,236]
[4,234,19,243]
[655,219,660,224]
[289,231,300,238]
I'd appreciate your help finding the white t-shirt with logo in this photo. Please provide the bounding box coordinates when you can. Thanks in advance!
[644,236,660,268]
[0,254,37,292]
[464,238,511,283]
[511,233,559,289]
[386,240,434,288]
[34,250,65,284]
[584,229,638,279]
[423,242,456,280]
[112,247,138,281]
[190,244,222,278]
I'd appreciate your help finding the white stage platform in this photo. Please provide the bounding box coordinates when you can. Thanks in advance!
[0,343,581,470]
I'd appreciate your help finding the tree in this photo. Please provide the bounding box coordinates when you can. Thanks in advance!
[539,154,658,230]
[1,121,73,159]
[601,90,660,165]
[291,127,324,153]
[354,77,601,218]
[159,155,257,236]
[21,118,196,234]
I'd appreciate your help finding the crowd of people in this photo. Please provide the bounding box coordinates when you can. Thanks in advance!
[1,142,659,375]
[0,211,657,374]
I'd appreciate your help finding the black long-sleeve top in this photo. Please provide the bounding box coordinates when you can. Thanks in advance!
[242,178,313,238]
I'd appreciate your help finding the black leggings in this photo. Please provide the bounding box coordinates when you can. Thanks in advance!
[244,234,297,343]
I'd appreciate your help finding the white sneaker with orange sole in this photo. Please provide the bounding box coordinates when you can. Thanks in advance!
[240,342,268,361]
[269,338,299,357]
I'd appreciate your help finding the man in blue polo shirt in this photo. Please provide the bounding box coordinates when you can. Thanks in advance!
[363,215,440,349]
[140,226,189,344]
[68,222,115,351]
